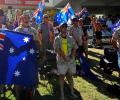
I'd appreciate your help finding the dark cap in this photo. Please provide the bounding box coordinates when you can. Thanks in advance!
[72,17,78,22]
[59,23,67,28]
[0,8,4,16]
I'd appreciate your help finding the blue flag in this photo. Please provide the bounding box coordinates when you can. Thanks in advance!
[78,8,89,18]
[112,20,120,32]
[54,3,75,25]
[33,0,45,24]
[0,30,38,87]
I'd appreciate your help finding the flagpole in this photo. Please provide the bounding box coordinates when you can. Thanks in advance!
[68,0,82,12]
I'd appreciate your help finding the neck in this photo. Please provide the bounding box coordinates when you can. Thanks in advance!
[61,33,67,38]
[73,24,78,28]
[21,24,29,28]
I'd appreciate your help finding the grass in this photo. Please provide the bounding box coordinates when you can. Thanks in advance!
[4,48,120,100]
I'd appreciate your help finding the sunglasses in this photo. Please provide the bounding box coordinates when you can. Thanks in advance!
[61,25,67,28]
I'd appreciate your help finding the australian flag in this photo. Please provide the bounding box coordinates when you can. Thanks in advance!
[77,8,89,18]
[54,3,75,25]
[0,30,38,87]
[112,20,120,32]
[33,0,45,24]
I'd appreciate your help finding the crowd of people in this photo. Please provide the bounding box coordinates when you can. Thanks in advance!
[0,8,120,100]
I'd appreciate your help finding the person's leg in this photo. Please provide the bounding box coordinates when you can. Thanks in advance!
[84,43,88,59]
[66,62,78,98]
[57,64,67,100]
[66,73,74,94]
[66,73,77,98]
[59,75,65,100]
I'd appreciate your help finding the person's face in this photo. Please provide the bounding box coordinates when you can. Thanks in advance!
[0,16,3,24]
[44,17,49,23]
[73,20,78,26]
[32,18,36,23]
[21,15,30,27]
[60,25,67,35]
[79,20,83,26]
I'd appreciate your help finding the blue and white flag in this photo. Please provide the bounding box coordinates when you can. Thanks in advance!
[54,3,75,25]
[112,20,120,32]
[33,0,45,24]
[78,8,89,18]
[0,30,38,87]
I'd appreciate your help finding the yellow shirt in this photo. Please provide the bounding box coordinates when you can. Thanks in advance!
[61,37,68,56]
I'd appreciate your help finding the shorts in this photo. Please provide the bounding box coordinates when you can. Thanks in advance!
[57,59,76,75]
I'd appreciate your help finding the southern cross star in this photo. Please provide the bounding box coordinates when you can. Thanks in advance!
[22,57,26,61]
[29,48,35,54]
[9,47,14,54]
[23,37,30,43]
[14,70,21,77]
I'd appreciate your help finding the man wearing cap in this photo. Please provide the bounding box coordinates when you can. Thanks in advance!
[70,17,84,54]
[38,14,54,62]
[55,23,78,100]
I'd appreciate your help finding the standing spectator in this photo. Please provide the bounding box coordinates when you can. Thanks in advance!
[13,9,22,29]
[70,17,84,53]
[0,9,6,30]
[79,18,88,58]
[92,17,102,48]
[30,17,38,29]
[15,12,38,100]
[111,28,120,77]
[53,21,59,37]
[38,14,55,62]
[54,23,77,100]
[106,16,113,32]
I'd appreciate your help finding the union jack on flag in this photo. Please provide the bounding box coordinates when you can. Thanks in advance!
[0,33,5,50]
[0,30,38,87]
[54,3,75,25]
[33,0,45,24]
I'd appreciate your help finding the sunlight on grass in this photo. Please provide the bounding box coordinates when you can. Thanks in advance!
[2,48,119,100]
[37,48,119,100]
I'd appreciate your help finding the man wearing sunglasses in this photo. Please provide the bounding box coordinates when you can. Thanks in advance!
[55,23,78,100]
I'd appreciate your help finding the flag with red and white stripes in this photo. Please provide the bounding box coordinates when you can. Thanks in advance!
[0,33,5,50]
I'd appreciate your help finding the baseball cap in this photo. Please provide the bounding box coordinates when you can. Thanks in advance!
[72,17,78,22]
[59,23,67,28]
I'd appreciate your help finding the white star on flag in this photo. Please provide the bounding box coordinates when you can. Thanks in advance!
[29,48,35,54]
[9,47,14,54]
[14,70,21,77]
[22,57,26,61]
[23,37,30,43]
